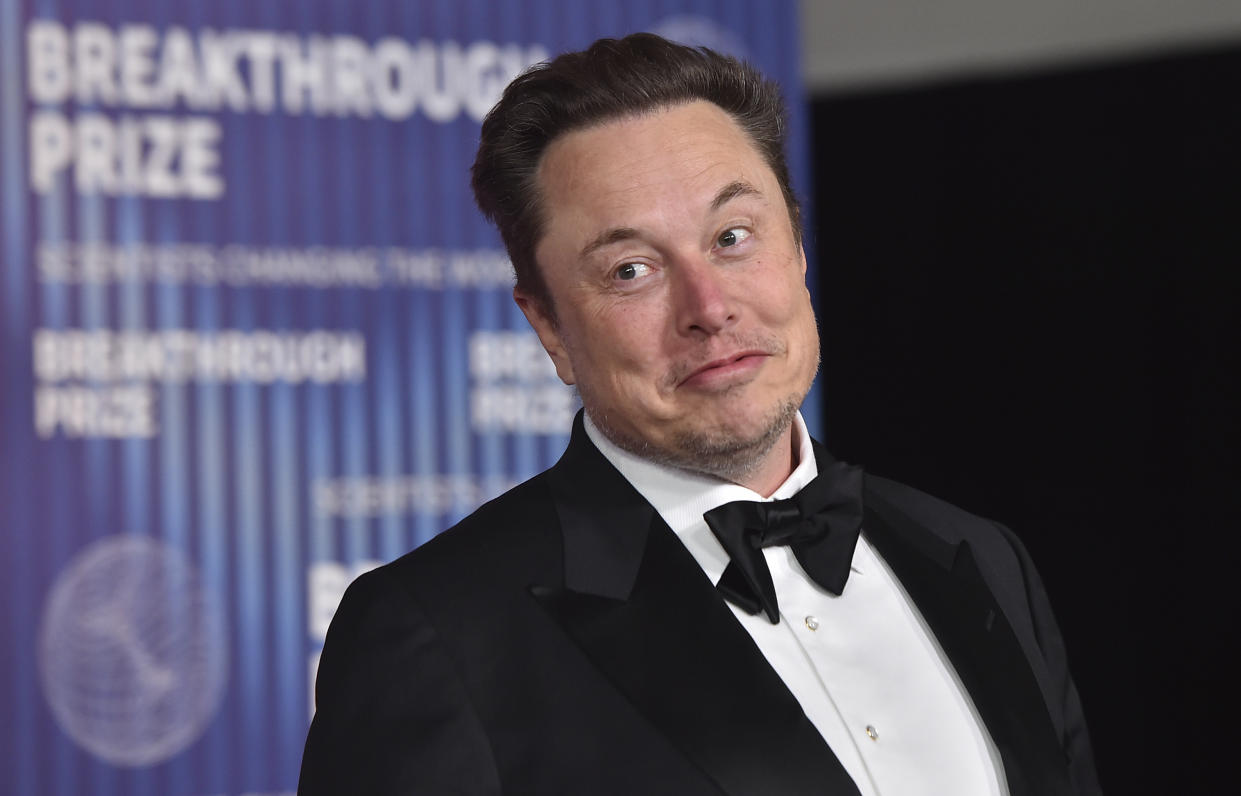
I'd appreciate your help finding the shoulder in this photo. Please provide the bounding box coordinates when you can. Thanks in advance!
[862,472,1033,593]
[864,473,1006,544]
[403,472,560,566]
[351,471,565,614]
[316,470,568,717]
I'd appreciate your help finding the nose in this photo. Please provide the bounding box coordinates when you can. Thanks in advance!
[671,255,736,337]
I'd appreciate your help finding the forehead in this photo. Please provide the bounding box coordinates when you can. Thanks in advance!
[534,101,777,234]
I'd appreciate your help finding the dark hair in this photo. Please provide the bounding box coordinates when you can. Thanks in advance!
[471,32,801,314]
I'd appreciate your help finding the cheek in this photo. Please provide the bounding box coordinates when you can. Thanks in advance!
[592,305,668,365]
[564,320,660,397]
[781,291,820,362]
[757,276,811,326]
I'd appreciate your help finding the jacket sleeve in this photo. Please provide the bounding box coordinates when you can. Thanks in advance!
[997,523,1104,796]
[298,566,502,795]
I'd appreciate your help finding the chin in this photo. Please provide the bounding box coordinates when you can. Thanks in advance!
[671,402,797,472]
[600,393,803,484]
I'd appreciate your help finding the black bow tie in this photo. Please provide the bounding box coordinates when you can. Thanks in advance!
[703,461,864,624]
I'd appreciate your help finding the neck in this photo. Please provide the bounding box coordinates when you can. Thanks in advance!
[726,424,799,497]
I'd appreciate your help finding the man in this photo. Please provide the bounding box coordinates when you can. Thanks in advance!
[299,34,1100,795]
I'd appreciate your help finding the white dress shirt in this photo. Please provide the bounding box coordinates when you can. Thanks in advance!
[583,412,1007,796]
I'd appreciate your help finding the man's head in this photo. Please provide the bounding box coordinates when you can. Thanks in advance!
[472,34,817,491]
[471,33,802,317]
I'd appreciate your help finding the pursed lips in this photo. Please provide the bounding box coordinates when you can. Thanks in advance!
[675,350,771,390]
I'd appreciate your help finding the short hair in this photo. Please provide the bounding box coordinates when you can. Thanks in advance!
[471,32,801,314]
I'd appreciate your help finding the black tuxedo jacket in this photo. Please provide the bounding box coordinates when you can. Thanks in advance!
[300,418,1101,795]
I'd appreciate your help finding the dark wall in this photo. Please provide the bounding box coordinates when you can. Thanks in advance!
[811,45,1240,793]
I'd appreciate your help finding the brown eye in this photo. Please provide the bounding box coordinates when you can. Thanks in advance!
[614,262,652,282]
[717,227,751,248]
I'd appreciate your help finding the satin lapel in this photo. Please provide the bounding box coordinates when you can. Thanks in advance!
[861,497,1073,796]
[534,417,861,796]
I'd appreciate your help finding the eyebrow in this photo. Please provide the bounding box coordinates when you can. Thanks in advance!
[710,179,762,212]
[577,180,764,260]
[579,226,641,260]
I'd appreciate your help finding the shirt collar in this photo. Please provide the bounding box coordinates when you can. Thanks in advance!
[582,411,820,540]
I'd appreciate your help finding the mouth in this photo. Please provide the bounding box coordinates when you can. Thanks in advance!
[678,350,770,390]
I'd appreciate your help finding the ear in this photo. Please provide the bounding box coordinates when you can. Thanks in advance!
[514,287,576,385]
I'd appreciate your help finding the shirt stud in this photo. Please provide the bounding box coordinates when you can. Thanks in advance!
[865,725,879,741]
[804,616,820,631]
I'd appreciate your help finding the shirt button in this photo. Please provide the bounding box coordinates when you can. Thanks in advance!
[804,616,820,631]
[865,725,879,741]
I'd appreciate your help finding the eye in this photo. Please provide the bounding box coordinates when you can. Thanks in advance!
[716,227,752,248]
[614,262,652,282]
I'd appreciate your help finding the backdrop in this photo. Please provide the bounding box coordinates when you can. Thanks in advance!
[0,2,811,794]
[812,44,1241,793]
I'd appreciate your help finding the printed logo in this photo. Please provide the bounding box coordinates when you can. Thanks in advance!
[38,535,228,767]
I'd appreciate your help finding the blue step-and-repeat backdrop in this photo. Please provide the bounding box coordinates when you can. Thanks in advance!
[0,1,809,793]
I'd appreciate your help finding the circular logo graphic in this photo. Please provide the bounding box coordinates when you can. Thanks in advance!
[38,535,228,767]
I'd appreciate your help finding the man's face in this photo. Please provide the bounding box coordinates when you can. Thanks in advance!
[518,100,819,484]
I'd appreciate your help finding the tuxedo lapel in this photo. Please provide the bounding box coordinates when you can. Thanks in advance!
[534,419,860,796]
[861,491,1074,796]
